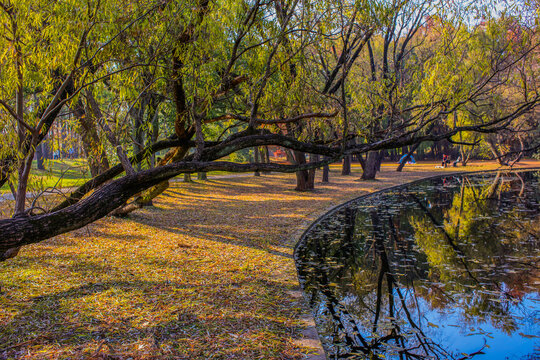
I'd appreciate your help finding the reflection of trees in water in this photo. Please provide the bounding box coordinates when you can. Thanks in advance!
[296,171,540,359]
[410,172,539,334]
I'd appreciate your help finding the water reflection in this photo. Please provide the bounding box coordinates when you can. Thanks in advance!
[295,171,540,359]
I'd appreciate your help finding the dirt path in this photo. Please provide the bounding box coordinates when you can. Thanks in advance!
[1,161,539,359]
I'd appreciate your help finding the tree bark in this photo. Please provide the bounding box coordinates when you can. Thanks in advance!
[253,146,261,176]
[148,100,160,168]
[262,146,271,174]
[487,136,506,165]
[341,155,351,175]
[36,143,45,170]
[294,151,314,191]
[322,156,329,183]
[309,153,319,185]
[361,151,380,180]
[396,142,420,172]
[0,159,333,259]
[131,103,146,171]
[73,99,110,177]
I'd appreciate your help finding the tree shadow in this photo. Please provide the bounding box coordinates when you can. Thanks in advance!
[0,277,301,359]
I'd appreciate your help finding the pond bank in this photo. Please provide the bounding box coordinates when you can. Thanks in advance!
[1,160,538,359]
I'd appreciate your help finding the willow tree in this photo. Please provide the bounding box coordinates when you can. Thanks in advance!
[0,0,539,261]
[425,11,540,167]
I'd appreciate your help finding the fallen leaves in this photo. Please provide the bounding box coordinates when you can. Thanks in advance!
[1,161,537,359]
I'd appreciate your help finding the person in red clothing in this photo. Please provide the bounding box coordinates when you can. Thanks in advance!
[442,154,449,167]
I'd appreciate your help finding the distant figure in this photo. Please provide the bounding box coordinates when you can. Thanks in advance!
[442,154,449,168]
[453,156,461,167]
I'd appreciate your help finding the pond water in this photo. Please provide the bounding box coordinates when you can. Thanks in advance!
[295,170,540,360]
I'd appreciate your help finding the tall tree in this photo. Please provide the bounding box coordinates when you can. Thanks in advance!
[0,0,539,261]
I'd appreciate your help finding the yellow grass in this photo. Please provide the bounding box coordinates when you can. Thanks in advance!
[1,160,539,359]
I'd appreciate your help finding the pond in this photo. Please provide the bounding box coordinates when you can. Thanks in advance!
[295,170,540,360]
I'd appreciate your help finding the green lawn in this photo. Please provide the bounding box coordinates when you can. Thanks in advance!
[0,159,91,194]
[0,159,243,194]
[0,158,511,194]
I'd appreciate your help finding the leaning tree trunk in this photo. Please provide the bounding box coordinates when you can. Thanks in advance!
[111,144,190,216]
[509,135,525,167]
[356,153,366,168]
[361,151,380,180]
[396,143,420,172]
[0,159,335,260]
[486,136,506,165]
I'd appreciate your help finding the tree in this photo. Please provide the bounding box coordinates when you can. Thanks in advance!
[0,0,539,261]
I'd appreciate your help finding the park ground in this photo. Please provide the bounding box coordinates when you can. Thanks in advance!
[1,160,539,359]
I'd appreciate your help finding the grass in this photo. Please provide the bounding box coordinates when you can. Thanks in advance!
[0,160,251,195]
[0,157,508,195]
[0,160,539,359]
[0,159,91,194]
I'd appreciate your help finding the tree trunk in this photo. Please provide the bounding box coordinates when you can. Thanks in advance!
[309,153,319,185]
[36,143,45,170]
[262,146,271,174]
[198,172,207,180]
[294,151,314,191]
[509,135,525,166]
[361,151,380,180]
[486,136,506,165]
[14,84,29,215]
[184,173,193,182]
[253,147,261,176]
[0,75,75,189]
[396,143,420,172]
[322,156,329,183]
[73,99,110,177]
[341,155,351,175]
[460,145,472,166]
[0,159,332,259]
[148,100,160,168]
[131,105,146,158]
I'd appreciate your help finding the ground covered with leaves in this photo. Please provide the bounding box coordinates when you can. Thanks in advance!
[1,161,538,359]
